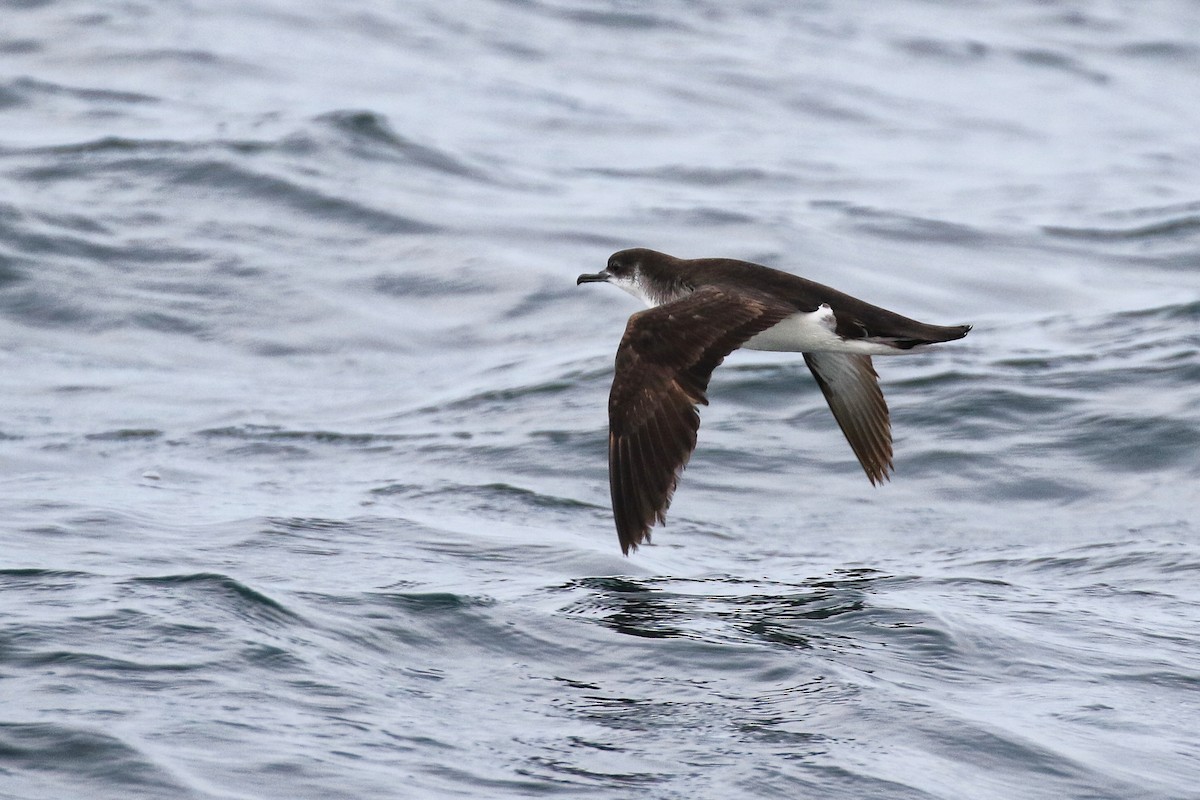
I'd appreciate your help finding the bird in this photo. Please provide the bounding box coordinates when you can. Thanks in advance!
[577,248,971,555]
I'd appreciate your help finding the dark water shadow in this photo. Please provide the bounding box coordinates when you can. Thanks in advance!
[556,569,888,651]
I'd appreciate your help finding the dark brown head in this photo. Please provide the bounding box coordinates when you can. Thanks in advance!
[576,249,685,305]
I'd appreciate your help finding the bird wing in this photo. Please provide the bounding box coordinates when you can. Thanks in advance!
[608,286,794,554]
[802,352,893,485]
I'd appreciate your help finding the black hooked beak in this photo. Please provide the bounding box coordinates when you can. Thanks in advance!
[576,270,610,285]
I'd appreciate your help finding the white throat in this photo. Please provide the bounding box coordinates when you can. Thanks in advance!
[609,274,658,308]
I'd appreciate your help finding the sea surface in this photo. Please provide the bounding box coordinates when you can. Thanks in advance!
[2,2,1199,798]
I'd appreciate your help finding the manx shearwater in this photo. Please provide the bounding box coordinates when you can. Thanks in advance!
[577,248,971,555]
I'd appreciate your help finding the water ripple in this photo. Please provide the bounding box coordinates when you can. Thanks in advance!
[0,723,195,799]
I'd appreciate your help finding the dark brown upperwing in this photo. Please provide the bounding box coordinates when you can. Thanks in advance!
[608,286,794,554]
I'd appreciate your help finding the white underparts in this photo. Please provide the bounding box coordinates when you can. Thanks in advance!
[609,275,657,308]
[744,305,902,355]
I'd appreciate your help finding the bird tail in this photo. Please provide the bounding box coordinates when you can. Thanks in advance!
[887,322,972,349]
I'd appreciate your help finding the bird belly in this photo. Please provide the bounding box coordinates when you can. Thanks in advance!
[744,306,900,355]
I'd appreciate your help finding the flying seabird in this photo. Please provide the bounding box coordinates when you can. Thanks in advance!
[577,248,971,555]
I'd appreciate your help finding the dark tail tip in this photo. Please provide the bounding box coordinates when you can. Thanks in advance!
[929,323,971,343]
[893,323,972,349]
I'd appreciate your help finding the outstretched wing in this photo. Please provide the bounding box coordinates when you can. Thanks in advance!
[803,352,893,485]
[608,286,794,554]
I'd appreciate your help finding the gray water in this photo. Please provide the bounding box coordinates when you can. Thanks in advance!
[2,2,1199,798]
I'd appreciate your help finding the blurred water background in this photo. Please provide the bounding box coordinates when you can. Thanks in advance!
[2,1,1199,798]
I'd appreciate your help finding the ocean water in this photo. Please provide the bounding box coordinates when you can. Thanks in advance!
[2,1,1199,798]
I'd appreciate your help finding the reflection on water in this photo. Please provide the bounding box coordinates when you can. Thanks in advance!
[560,571,882,647]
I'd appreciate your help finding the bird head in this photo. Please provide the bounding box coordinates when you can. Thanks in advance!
[577,249,660,307]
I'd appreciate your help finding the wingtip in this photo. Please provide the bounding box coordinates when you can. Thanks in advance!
[618,530,649,556]
[866,466,894,486]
